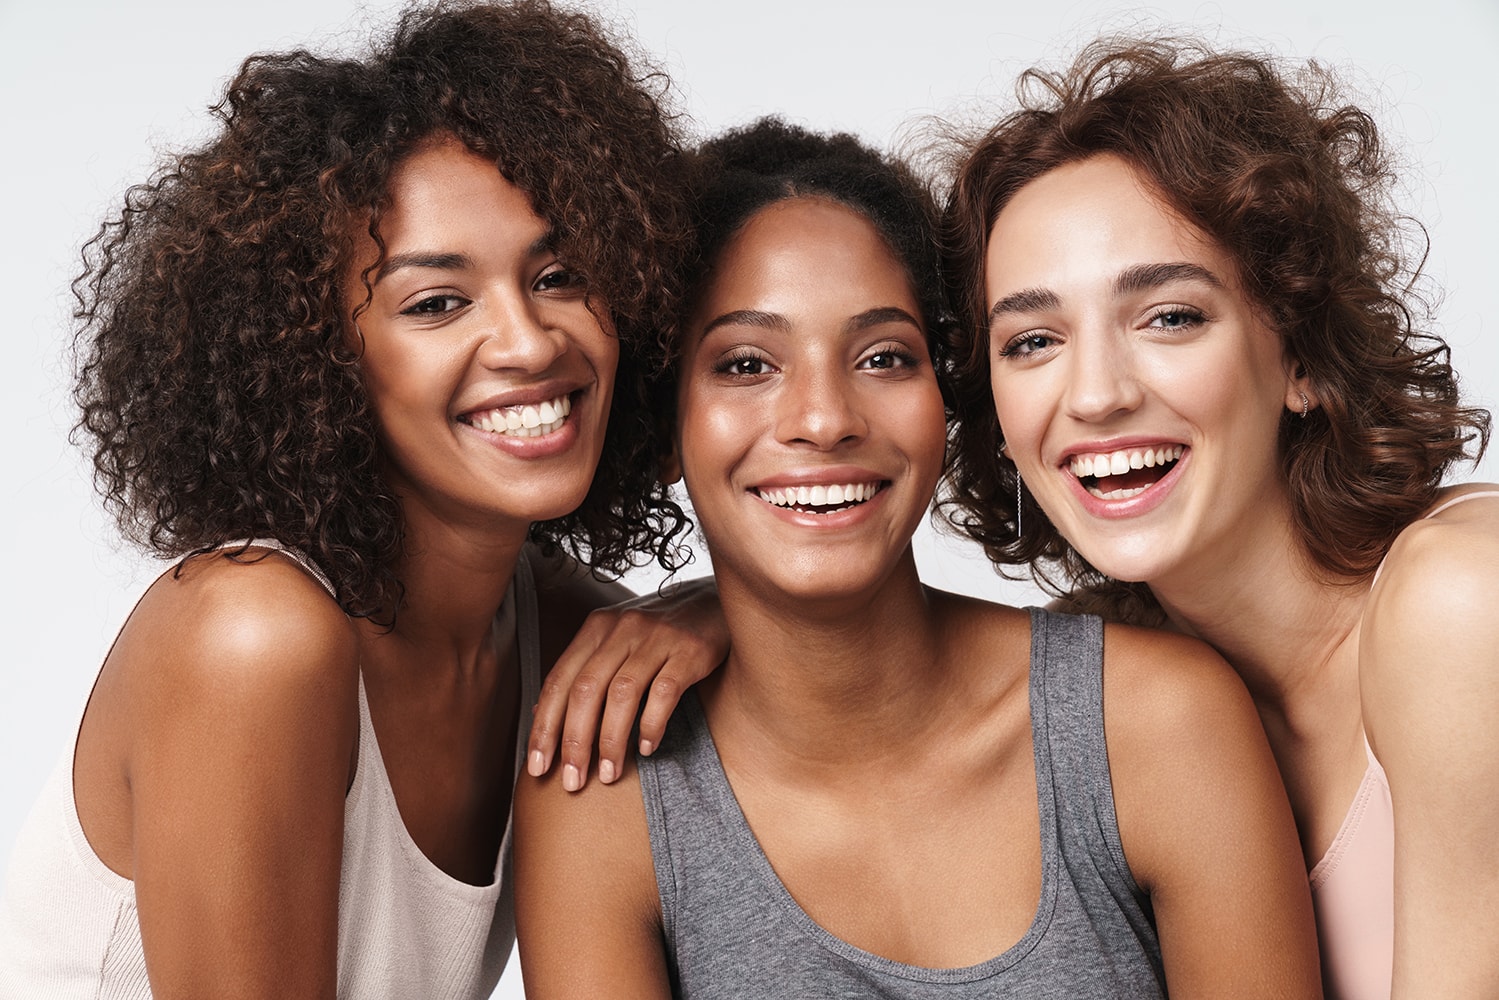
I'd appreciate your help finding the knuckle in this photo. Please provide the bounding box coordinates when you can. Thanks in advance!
[608,674,642,701]
[650,674,683,700]
[568,675,603,702]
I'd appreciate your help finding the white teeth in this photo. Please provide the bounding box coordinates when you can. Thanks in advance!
[1086,484,1148,500]
[1068,445,1183,480]
[756,481,882,511]
[466,394,572,438]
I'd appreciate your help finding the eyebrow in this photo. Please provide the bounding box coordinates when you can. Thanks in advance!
[844,306,923,334]
[374,233,556,281]
[986,261,1223,326]
[700,309,790,337]
[1113,261,1222,295]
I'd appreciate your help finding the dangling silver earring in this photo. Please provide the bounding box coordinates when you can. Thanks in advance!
[1015,473,1023,538]
[1298,390,1310,419]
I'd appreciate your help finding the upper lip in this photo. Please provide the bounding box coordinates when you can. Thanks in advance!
[1058,436,1187,467]
[457,380,586,418]
[749,465,889,491]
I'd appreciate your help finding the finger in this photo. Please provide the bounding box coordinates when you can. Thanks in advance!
[637,662,692,757]
[595,664,655,783]
[527,616,608,777]
[554,644,634,792]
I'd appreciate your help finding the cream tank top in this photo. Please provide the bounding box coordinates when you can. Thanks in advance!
[1309,490,1499,1000]
[0,541,542,999]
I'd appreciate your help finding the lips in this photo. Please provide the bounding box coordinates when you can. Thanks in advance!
[459,393,572,438]
[755,480,886,514]
[1068,444,1183,500]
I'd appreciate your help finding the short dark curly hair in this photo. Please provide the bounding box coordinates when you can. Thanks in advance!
[682,117,953,376]
[937,38,1492,623]
[72,0,692,621]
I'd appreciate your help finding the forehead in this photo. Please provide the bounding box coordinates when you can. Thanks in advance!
[984,154,1234,294]
[696,197,918,318]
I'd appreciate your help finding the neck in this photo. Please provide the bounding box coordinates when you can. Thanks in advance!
[359,499,527,670]
[703,548,947,767]
[1148,509,1366,713]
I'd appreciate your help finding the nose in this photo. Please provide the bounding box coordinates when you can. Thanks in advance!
[775,361,867,450]
[473,294,571,373]
[1060,326,1144,423]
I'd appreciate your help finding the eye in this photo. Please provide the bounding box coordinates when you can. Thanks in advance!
[1146,306,1206,330]
[401,294,469,316]
[535,264,586,294]
[996,331,1058,359]
[712,349,775,377]
[858,344,921,371]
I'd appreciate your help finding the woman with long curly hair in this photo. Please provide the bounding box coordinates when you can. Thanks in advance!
[0,2,722,996]
[941,39,1497,998]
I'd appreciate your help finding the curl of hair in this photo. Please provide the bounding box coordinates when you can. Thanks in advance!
[72,0,691,621]
[936,38,1490,622]
[682,118,955,389]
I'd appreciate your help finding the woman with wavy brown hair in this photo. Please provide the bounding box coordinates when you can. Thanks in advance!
[0,2,722,996]
[940,39,1497,999]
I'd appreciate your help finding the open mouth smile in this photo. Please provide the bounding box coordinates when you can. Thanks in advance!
[460,393,573,438]
[755,481,886,515]
[1068,445,1183,500]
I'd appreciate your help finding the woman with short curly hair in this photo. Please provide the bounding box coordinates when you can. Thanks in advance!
[0,2,721,996]
[940,39,1497,998]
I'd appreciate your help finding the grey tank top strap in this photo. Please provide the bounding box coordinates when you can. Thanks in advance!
[638,608,1164,998]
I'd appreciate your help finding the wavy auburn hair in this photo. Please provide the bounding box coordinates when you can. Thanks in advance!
[72,0,692,621]
[937,39,1490,623]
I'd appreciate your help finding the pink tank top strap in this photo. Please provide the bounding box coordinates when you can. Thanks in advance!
[1369,490,1499,589]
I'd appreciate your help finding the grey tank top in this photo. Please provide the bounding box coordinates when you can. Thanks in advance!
[637,608,1165,998]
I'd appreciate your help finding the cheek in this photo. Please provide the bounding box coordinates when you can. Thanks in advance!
[989,366,1045,451]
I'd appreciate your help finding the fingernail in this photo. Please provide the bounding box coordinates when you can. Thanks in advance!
[639,738,655,756]
[563,763,582,792]
[527,749,545,777]
[599,758,616,783]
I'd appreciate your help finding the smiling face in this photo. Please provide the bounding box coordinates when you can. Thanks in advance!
[675,197,947,606]
[347,137,618,536]
[985,154,1305,591]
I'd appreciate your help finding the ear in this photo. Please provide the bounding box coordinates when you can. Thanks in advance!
[1283,356,1318,417]
[659,440,682,486]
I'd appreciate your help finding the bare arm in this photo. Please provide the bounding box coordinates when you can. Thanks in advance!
[1105,626,1322,998]
[82,554,359,998]
[526,545,727,790]
[513,758,672,999]
[1361,497,1499,999]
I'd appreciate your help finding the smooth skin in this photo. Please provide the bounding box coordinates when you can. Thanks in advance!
[516,197,1320,998]
[985,154,1499,997]
[68,136,721,998]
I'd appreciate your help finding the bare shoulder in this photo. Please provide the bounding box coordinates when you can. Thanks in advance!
[1368,485,1499,637]
[100,549,360,742]
[1101,621,1249,731]
[1361,486,1499,756]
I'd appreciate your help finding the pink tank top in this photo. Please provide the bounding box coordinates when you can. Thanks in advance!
[1308,489,1499,1000]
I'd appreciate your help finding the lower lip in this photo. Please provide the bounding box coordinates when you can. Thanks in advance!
[459,406,584,459]
[752,485,890,529]
[1066,450,1188,519]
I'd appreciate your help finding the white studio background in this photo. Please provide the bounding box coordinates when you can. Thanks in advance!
[2,1,1494,996]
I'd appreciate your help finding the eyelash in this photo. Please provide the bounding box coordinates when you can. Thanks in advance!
[859,344,921,370]
[712,349,773,377]
[1146,305,1207,330]
[402,294,468,316]
[996,332,1056,359]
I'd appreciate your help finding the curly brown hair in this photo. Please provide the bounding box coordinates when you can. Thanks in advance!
[937,38,1491,623]
[72,0,692,621]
